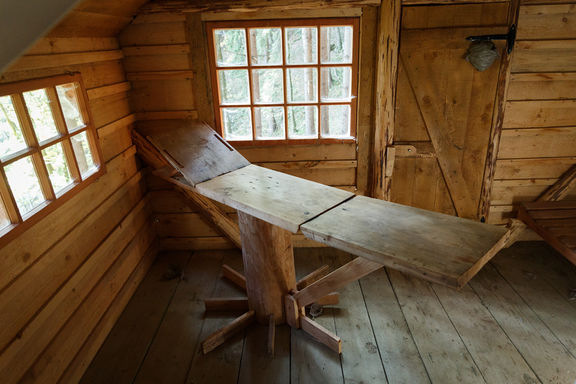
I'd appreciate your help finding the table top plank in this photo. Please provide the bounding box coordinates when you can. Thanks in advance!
[195,165,354,233]
[301,196,508,287]
[137,120,250,186]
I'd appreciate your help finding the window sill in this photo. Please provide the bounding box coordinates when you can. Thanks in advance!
[227,137,356,147]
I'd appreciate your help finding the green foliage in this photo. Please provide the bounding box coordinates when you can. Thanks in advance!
[23,89,59,142]
[0,96,26,157]
[71,131,95,176]
[218,70,250,104]
[250,28,282,65]
[215,29,247,66]
[222,108,251,139]
[5,156,44,215]
[215,25,354,140]
[42,144,72,193]
[255,107,284,139]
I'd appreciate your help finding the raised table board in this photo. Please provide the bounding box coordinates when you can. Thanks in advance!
[137,120,250,186]
[196,164,354,233]
[518,200,576,266]
[301,196,509,288]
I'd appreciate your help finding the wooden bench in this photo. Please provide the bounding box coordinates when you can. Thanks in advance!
[518,201,576,266]
[134,119,521,354]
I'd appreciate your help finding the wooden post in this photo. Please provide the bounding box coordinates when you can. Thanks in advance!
[370,0,401,200]
[477,0,521,220]
[238,211,297,324]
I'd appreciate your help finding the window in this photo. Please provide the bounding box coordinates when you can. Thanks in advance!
[207,18,359,144]
[0,73,103,240]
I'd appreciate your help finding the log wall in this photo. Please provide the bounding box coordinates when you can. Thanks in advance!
[0,1,157,382]
[120,7,378,250]
[486,1,576,224]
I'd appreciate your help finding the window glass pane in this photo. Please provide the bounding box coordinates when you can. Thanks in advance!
[320,26,353,64]
[0,96,27,158]
[249,28,282,66]
[71,131,96,177]
[5,156,45,215]
[42,143,73,194]
[321,67,352,102]
[23,89,59,142]
[56,83,85,131]
[214,29,247,67]
[222,107,252,140]
[321,105,350,138]
[218,70,250,105]
[254,107,285,140]
[288,106,318,139]
[285,27,318,65]
[286,68,317,103]
[252,69,284,104]
[0,197,11,230]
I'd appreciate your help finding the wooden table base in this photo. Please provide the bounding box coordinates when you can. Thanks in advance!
[200,212,383,355]
[201,261,343,354]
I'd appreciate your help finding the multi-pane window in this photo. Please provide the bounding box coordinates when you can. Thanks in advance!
[207,19,359,144]
[0,74,103,238]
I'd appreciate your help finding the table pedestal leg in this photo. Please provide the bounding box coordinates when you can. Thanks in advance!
[237,211,297,324]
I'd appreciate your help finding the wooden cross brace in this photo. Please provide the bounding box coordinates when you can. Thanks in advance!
[201,261,343,355]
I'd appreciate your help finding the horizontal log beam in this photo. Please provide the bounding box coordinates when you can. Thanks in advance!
[141,0,380,13]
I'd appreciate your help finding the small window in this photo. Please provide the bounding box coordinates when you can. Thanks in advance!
[207,19,359,144]
[0,74,103,239]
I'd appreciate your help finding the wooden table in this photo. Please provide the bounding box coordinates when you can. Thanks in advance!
[135,119,521,355]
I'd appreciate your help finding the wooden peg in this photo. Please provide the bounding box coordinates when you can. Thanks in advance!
[301,316,342,354]
[202,310,254,354]
[222,264,247,291]
[268,314,275,357]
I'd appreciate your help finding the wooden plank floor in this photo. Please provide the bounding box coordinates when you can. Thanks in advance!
[81,243,576,384]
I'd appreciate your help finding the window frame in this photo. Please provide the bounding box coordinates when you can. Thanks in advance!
[0,73,105,245]
[206,18,360,146]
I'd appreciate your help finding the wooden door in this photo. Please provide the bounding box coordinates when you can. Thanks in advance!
[390,3,511,220]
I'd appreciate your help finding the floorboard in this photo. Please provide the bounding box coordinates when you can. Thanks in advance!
[82,243,576,384]
[470,264,576,383]
[291,250,343,384]
[360,268,431,384]
[133,252,223,384]
[388,269,486,384]
[331,252,388,384]
[80,252,191,384]
[184,252,245,384]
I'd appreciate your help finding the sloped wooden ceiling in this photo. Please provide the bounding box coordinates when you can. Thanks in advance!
[0,0,81,72]
[1,0,149,73]
[48,0,150,37]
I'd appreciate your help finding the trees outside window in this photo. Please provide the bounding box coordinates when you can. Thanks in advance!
[0,74,103,242]
[207,18,359,144]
